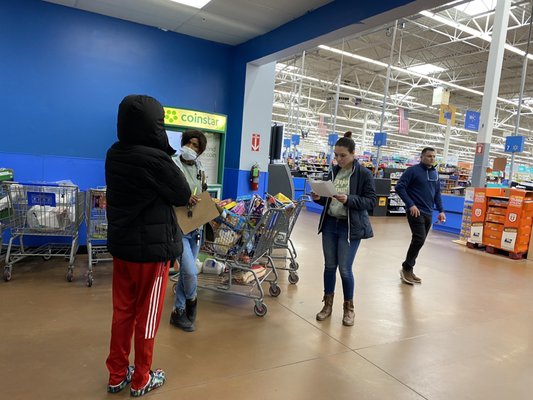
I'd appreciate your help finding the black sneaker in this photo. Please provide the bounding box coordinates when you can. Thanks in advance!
[107,365,134,393]
[130,369,165,397]
[170,309,195,332]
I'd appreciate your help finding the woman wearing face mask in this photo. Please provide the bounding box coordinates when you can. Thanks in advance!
[170,130,208,332]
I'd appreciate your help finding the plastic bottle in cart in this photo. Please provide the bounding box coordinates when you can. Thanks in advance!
[202,258,224,275]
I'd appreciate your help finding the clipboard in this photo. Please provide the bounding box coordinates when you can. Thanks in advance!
[174,191,220,234]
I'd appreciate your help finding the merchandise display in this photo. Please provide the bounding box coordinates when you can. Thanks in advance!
[469,188,533,259]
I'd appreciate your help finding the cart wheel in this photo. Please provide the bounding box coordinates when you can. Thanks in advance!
[269,284,281,297]
[3,268,12,282]
[254,302,268,317]
[43,248,52,261]
[288,272,299,284]
[290,261,299,271]
[66,270,74,282]
[87,275,93,287]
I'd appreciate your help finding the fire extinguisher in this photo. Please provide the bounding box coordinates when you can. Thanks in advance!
[250,163,260,191]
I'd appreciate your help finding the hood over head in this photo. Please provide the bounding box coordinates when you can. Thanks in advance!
[117,94,176,155]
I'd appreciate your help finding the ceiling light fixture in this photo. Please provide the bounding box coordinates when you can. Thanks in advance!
[454,0,496,17]
[419,10,533,61]
[169,0,211,9]
[318,45,533,111]
[406,63,446,75]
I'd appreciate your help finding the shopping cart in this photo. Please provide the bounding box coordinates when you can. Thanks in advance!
[185,207,285,317]
[2,182,84,282]
[268,195,310,284]
[0,183,14,259]
[85,188,111,287]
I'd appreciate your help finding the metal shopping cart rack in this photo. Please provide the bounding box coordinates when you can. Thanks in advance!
[179,207,285,317]
[268,195,310,284]
[3,182,84,282]
[85,188,111,287]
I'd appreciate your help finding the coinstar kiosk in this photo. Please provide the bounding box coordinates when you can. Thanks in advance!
[163,107,227,198]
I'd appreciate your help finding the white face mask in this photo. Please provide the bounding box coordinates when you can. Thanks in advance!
[181,145,198,161]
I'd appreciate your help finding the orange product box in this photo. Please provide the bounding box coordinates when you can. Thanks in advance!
[483,230,502,240]
[517,230,532,244]
[524,201,533,211]
[483,236,502,248]
[487,197,509,207]
[484,222,504,233]
[471,188,488,223]
[518,224,532,236]
[505,189,529,229]
[487,206,507,216]
[486,213,506,224]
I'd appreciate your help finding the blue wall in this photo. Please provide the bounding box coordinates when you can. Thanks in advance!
[1,0,232,183]
[1,0,418,196]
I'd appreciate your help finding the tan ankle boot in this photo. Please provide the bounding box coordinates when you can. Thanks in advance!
[316,294,334,321]
[342,300,355,326]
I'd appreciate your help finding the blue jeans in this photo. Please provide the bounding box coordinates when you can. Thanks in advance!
[321,216,361,301]
[173,230,201,311]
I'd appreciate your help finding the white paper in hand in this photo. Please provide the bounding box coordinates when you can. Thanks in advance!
[309,179,338,197]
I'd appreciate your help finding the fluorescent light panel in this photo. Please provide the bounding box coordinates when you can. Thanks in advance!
[406,63,446,75]
[170,0,211,9]
[454,0,496,16]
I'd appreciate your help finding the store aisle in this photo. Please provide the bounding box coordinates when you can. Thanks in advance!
[1,211,533,399]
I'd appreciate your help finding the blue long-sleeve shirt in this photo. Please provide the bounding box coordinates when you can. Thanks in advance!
[395,163,443,215]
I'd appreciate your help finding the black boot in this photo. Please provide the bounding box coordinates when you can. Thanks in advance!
[185,297,197,325]
[170,309,194,332]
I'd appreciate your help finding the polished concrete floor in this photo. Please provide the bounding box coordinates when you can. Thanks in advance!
[1,211,533,399]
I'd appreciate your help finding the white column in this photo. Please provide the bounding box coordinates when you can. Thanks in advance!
[361,112,369,153]
[443,119,451,161]
[471,0,511,187]
[240,62,277,172]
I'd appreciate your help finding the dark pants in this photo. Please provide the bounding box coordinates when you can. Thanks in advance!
[403,212,432,271]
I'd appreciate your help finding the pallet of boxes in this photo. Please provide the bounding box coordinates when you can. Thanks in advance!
[468,188,533,260]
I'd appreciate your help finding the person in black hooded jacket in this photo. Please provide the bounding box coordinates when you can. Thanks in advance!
[311,136,376,327]
[105,95,190,397]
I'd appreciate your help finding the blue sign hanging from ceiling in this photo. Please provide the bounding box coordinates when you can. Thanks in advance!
[504,135,525,153]
[291,134,300,146]
[327,133,339,146]
[283,138,291,148]
[464,110,480,131]
[373,132,387,147]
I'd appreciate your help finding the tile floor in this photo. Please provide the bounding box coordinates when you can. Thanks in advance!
[1,212,533,399]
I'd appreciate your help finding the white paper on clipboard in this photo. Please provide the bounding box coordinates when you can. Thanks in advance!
[309,179,338,197]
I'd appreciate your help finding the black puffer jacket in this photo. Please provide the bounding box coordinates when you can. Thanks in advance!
[315,160,376,241]
[105,95,191,262]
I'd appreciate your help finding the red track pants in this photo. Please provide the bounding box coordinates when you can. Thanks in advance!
[106,258,170,390]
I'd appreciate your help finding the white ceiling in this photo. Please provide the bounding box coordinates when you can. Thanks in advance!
[43,0,333,45]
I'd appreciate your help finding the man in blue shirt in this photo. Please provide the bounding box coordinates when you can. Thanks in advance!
[395,147,446,284]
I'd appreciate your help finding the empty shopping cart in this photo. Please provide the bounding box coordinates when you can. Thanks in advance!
[85,187,111,287]
[268,195,310,284]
